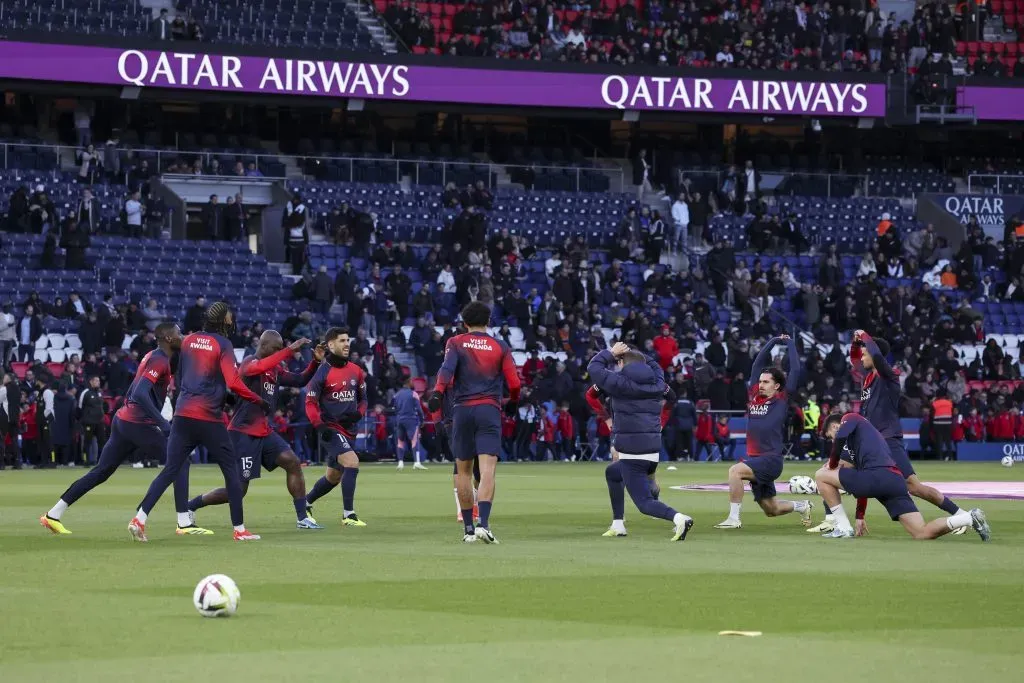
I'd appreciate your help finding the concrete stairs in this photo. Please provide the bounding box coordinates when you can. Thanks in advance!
[352,3,399,54]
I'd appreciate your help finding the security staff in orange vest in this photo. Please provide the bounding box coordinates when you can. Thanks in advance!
[931,394,955,461]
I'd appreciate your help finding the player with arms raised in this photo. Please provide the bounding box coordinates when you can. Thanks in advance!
[715,335,812,529]
[809,330,966,533]
[186,331,325,529]
[40,323,185,534]
[303,327,368,526]
[128,302,266,542]
[427,302,520,544]
[816,413,990,541]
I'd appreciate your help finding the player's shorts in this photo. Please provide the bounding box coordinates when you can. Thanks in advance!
[321,428,356,470]
[103,416,167,465]
[839,466,918,520]
[886,438,915,478]
[451,404,501,461]
[230,431,289,481]
[744,454,784,502]
[396,420,419,443]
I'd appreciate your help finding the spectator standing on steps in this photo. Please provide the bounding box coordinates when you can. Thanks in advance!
[312,265,333,315]
[283,193,308,275]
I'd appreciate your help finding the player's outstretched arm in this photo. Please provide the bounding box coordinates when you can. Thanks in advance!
[783,336,801,394]
[585,385,610,421]
[304,364,328,427]
[501,348,521,403]
[240,347,298,377]
[432,338,460,396]
[220,346,263,404]
[748,337,779,389]
[129,376,172,433]
[859,332,897,381]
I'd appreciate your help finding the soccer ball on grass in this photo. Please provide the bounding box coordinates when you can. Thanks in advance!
[788,475,817,495]
[1001,455,1014,468]
[193,574,240,618]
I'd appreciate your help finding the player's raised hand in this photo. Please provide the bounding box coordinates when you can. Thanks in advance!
[778,334,791,341]
[288,337,311,352]
[853,329,865,342]
[313,343,327,363]
[610,342,630,357]
[855,519,869,537]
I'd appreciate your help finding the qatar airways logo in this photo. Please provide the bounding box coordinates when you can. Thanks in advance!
[861,387,872,402]
[263,381,275,395]
[462,339,493,351]
[331,390,357,401]
[1002,444,1024,458]
[189,337,214,352]
[148,369,159,379]
[748,403,771,417]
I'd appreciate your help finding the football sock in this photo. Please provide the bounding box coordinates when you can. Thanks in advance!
[305,476,337,505]
[791,500,809,513]
[453,487,460,513]
[672,512,690,526]
[343,509,354,517]
[462,512,475,535]
[477,501,492,528]
[728,502,742,520]
[610,519,626,532]
[293,497,307,521]
[134,509,148,524]
[48,500,68,520]
[176,512,192,527]
[945,509,972,531]
[939,497,961,515]
[187,495,207,512]
[341,468,358,510]
[832,504,853,532]
[233,525,245,533]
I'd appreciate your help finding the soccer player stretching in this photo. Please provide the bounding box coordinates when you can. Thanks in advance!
[589,343,693,540]
[303,327,368,526]
[809,330,967,534]
[40,323,184,535]
[815,413,990,541]
[715,335,812,529]
[186,331,325,529]
[129,303,266,542]
[395,377,427,470]
[427,302,520,544]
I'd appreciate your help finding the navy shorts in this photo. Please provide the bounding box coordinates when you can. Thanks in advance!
[886,438,915,478]
[839,467,918,520]
[321,428,356,470]
[396,420,420,443]
[745,455,784,502]
[230,431,289,481]
[451,404,501,461]
[105,416,167,464]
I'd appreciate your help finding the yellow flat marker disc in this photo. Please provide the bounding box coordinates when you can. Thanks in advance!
[718,631,762,637]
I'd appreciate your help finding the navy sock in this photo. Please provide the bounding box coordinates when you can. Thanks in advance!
[293,497,308,521]
[188,495,207,512]
[462,512,475,535]
[306,476,337,506]
[938,497,960,515]
[341,468,358,510]
[478,501,492,528]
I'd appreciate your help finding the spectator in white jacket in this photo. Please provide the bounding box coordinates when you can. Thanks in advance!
[437,264,456,293]
[671,193,690,247]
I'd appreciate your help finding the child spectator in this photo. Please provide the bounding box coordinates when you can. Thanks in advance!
[714,414,735,461]
[556,401,575,461]
[535,406,557,461]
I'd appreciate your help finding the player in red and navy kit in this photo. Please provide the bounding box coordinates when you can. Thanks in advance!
[186,331,325,529]
[716,335,813,529]
[40,323,184,535]
[129,302,267,542]
[303,327,369,526]
[427,301,521,544]
[815,413,990,541]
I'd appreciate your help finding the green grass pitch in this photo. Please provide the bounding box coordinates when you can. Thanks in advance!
[1,462,1022,683]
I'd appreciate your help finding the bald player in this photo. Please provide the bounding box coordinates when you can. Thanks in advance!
[187,331,325,529]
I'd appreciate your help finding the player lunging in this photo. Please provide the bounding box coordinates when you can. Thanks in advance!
[816,413,990,541]
[590,343,693,540]
[395,377,427,470]
[809,331,967,534]
[715,335,812,529]
[129,303,266,542]
[303,327,368,526]
[187,331,325,529]
[40,324,187,534]
[427,301,520,544]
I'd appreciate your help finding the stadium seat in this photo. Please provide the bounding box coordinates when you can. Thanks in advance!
[48,349,66,363]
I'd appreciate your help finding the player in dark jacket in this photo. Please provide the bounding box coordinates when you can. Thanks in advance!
[588,342,693,541]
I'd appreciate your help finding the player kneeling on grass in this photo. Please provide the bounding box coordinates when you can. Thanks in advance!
[816,413,990,541]
[187,331,325,530]
[588,342,693,541]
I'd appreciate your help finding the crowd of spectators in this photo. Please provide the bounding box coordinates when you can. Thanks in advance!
[382,0,1021,78]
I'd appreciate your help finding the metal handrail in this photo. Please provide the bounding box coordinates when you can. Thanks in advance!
[966,173,1024,194]
[0,141,625,193]
[673,167,870,198]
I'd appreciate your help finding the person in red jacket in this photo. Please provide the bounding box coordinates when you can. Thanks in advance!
[1013,407,1024,441]
[535,406,557,461]
[715,414,736,461]
[694,402,717,461]
[20,401,39,467]
[556,401,575,461]
[500,410,517,461]
[373,404,388,457]
[989,408,1015,441]
[652,325,680,370]
[522,350,546,387]
[961,408,985,442]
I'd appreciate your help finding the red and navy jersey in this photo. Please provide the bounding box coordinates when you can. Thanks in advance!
[305,360,367,437]
[174,332,262,422]
[435,331,520,408]
[829,413,898,472]
[851,336,902,439]
[117,349,172,425]
[230,349,317,437]
[746,387,790,457]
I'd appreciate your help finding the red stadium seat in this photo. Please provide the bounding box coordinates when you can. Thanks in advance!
[10,362,29,380]
[968,55,978,68]
[1005,42,1017,56]
[412,45,429,54]
[967,41,979,54]
[992,0,1004,13]
[1003,55,1016,67]
[981,41,993,53]
[993,42,1006,54]
[46,362,64,377]
[956,42,966,56]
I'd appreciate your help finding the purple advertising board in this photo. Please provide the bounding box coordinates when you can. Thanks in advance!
[0,40,886,117]
[957,85,1024,121]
